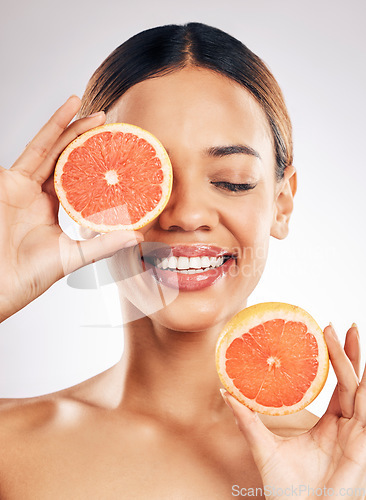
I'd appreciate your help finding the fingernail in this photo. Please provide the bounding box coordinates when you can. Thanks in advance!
[327,322,338,340]
[220,388,232,409]
[329,322,336,333]
[220,390,239,425]
[87,111,105,118]
[351,322,358,329]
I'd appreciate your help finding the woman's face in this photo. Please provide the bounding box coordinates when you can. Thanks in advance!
[106,67,292,332]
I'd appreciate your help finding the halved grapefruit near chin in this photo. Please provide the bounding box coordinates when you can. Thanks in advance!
[54,123,173,233]
[216,302,329,416]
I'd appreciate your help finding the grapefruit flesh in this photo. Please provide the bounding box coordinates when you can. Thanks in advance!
[54,123,173,232]
[216,303,329,415]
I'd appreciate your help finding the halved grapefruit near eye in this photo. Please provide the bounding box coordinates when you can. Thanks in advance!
[54,123,173,232]
[216,302,329,415]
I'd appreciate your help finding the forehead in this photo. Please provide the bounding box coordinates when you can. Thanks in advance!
[106,67,274,160]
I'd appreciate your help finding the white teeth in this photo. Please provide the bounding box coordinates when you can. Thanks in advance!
[177,256,189,270]
[201,256,210,268]
[156,258,169,269]
[152,254,229,271]
[189,257,202,269]
[209,257,217,267]
[168,256,177,269]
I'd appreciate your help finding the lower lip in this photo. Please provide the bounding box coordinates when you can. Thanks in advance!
[143,258,237,291]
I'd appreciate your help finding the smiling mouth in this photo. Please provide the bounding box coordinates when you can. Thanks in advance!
[140,243,238,275]
[143,254,235,273]
[138,244,238,291]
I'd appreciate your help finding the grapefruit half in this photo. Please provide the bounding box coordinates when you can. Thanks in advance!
[54,123,173,232]
[216,302,329,416]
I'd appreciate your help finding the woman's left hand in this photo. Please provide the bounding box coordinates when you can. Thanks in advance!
[222,324,366,498]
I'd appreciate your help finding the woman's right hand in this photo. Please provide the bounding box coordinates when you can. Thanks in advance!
[0,96,143,323]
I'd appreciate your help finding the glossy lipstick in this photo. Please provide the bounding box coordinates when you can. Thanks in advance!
[142,244,237,291]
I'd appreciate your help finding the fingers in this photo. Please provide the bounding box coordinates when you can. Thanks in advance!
[354,361,366,425]
[59,230,144,277]
[220,390,278,469]
[326,324,360,416]
[12,96,106,185]
[345,323,361,378]
[12,96,82,175]
[325,324,359,418]
[31,110,106,184]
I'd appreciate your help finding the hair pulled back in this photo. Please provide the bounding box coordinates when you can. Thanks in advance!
[80,23,293,180]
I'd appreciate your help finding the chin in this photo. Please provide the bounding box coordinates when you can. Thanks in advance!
[117,251,263,333]
[150,310,226,334]
[146,291,245,334]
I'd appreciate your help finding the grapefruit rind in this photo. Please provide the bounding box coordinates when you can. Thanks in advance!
[215,302,329,416]
[54,123,173,233]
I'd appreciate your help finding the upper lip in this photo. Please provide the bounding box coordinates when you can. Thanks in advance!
[141,243,238,260]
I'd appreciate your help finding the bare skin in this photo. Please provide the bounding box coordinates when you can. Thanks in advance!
[0,340,319,500]
[0,68,364,499]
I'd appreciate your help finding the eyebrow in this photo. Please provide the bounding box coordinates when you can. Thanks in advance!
[205,144,261,160]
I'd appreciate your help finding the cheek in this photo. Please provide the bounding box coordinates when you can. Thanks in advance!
[226,192,274,248]
[107,246,180,318]
[223,192,274,282]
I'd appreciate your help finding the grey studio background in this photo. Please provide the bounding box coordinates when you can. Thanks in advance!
[0,0,365,418]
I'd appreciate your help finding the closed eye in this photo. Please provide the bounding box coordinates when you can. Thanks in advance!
[211,181,257,192]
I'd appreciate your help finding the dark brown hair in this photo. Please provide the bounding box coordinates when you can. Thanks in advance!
[80,23,293,180]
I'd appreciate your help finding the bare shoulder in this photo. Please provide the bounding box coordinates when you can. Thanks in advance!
[0,389,84,441]
[0,362,123,448]
[0,360,123,414]
[0,395,85,440]
[0,393,61,412]
[0,376,107,446]
[0,395,102,499]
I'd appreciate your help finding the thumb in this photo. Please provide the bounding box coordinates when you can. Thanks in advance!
[59,230,143,276]
[220,390,278,469]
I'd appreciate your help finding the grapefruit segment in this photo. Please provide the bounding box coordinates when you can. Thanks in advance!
[54,123,173,232]
[216,302,329,415]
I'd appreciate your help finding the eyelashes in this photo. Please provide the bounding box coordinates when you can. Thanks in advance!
[211,181,257,193]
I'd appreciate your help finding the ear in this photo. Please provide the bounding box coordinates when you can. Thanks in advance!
[270,165,297,240]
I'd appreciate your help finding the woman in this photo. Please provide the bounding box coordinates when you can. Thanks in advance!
[0,23,365,498]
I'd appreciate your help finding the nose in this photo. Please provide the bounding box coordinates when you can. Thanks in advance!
[158,177,219,232]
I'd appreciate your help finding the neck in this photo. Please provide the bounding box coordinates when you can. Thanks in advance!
[69,299,314,433]
[117,313,229,427]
